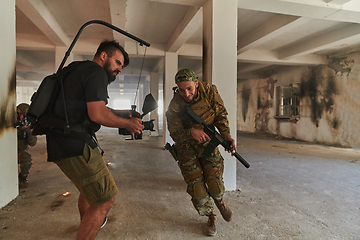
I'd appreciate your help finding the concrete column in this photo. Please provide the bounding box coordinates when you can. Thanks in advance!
[163,52,178,145]
[203,0,238,191]
[0,0,18,208]
[150,72,159,136]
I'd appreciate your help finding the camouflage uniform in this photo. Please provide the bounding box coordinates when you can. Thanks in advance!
[166,72,231,216]
[17,103,37,187]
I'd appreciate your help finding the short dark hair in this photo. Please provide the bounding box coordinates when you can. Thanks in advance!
[95,40,129,67]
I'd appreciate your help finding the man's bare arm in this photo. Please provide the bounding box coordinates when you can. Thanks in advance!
[87,101,144,134]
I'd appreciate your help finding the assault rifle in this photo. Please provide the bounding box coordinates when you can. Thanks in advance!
[179,106,250,168]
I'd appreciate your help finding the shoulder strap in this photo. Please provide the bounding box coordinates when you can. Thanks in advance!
[57,61,86,133]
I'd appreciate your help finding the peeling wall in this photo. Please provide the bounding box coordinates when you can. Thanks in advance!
[237,52,360,148]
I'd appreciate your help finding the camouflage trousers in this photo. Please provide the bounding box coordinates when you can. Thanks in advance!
[18,150,33,176]
[176,141,225,216]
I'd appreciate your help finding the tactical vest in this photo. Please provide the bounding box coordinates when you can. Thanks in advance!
[176,82,216,130]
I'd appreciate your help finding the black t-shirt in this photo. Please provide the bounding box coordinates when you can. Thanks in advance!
[46,61,109,161]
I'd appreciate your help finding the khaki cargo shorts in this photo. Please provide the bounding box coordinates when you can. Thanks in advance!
[55,143,119,206]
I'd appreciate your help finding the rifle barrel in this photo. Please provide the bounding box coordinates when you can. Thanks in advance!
[233,152,250,168]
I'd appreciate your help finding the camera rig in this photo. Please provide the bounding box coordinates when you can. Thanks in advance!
[117,93,158,139]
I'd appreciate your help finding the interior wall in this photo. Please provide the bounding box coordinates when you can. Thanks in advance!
[0,0,18,208]
[238,51,360,148]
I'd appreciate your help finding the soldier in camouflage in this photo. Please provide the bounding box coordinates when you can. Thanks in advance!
[16,103,37,188]
[166,69,236,236]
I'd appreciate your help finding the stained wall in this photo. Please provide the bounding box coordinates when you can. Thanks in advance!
[238,52,360,148]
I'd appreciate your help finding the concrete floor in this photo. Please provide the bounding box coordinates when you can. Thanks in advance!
[1,128,359,240]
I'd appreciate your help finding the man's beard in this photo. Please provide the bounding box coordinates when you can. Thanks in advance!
[184,89,198,104]
[103,61,118,84]
[184,97,195,104]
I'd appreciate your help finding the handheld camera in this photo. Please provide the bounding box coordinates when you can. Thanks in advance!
[118,93,158,139]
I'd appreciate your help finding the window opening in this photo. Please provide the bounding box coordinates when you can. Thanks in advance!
[275,83,300,120]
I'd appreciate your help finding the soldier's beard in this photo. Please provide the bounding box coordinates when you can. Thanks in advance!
[184,89,198,104]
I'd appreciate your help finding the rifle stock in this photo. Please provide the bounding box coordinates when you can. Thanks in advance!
[179,106,250,168]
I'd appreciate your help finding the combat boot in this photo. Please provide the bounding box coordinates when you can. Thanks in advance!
[204,212,217,236]
[214,198,232,222]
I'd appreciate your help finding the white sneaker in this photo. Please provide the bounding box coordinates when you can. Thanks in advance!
[100,216,108,229]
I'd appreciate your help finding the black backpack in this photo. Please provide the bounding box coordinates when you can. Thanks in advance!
[27,63,80,135]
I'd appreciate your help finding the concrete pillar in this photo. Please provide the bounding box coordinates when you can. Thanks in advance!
[163,52,178,145]
[0,0,18,208]
[203,0,238,191]
[150,72,159,136]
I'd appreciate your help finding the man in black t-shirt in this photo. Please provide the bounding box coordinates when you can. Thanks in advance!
[45,40,144,240]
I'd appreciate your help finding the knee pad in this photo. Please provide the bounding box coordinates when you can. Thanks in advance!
[207,179,223,199]
[193,182,208,200]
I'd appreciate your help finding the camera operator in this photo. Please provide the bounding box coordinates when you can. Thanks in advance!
[37,40,144,240]
[16,103,37,188]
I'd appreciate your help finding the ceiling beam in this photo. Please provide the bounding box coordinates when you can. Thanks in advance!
[125,0,148,41]
[237,49,327,65]
[16,0,70,46]
[237,15,310,54]
[109,0,127,46]
[16,51,43,68]
[16,61,55,72]
[16,33,54,51]
[148,0,207,7]
[323,0,352,4]
[177,44,202,58]
[237,0,360,23]
[166,7,202,52]
[238,63,271,73]
[323,0,360,23]
[125,41,165,57]
[279,23,360,59]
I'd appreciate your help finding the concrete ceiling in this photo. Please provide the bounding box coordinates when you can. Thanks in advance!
[16,0,360,93]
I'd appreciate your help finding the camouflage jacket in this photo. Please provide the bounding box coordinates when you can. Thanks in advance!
[17,128,37,152]
[166,82,230,144]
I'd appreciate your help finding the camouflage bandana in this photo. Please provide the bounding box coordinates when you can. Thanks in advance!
[175,69,198,83]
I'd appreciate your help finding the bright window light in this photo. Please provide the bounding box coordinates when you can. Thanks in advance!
[157,100,163,115]
[113,99,131,109]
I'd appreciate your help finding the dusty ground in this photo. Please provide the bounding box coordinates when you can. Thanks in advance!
[1,128,359,239]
